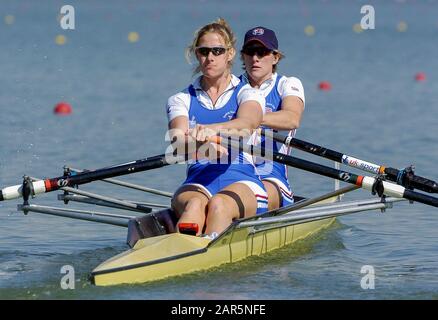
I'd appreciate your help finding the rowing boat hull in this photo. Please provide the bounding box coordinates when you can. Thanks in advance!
[90,214,335,286]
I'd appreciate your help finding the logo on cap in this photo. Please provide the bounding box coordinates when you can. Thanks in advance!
[252,28,265,36]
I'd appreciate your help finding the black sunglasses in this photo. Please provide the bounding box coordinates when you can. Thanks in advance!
[241,46,274,57]
[195,47,227,57]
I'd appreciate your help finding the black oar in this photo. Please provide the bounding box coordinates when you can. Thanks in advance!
[223,138,438,208]
[0,153,185,202]
[262,130,438,194]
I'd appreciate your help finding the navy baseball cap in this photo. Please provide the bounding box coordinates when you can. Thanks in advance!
[243,26,278,50]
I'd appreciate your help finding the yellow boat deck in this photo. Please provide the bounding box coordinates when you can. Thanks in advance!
[91,215,335,286]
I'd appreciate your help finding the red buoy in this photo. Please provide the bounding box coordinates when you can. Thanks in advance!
[54,102,72,115]
[318,81,332,91]
[415,72,426,82]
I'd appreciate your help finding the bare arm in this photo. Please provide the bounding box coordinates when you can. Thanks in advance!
[169,115,189,132]
[262,96,304,130]
[168,116,192,156]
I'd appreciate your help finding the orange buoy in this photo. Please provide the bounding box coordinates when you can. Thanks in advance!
[415,72,426,82]
[318,81,332,91]
[54,102,72,115]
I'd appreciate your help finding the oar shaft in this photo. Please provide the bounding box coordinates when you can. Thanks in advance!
[271,150,438,207]
[67,167,174,198]
[270,150,362,185]
[0,154,182,201]
[403,189,438,207]
[223,139,438,208]
[265,131,438,194]
[273,153,438,208]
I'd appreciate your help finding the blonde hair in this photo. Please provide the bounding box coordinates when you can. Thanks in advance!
[186,18,236,75]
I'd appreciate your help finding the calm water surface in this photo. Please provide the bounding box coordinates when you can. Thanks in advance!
[1,0,438,299]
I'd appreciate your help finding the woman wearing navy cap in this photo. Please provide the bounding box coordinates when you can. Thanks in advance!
[240,26,306,210]
[166,19,268,239]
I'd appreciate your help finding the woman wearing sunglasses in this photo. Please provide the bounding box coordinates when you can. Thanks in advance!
[166,18,268,239]
[240,26,306,210]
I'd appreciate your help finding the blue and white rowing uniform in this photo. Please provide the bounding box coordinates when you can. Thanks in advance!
[166,75,268,214]
[240,73,306,207]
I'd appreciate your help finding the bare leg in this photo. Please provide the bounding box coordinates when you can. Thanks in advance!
[171,185,210,236]
[204,182,258,235]
[262,180,281,210]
